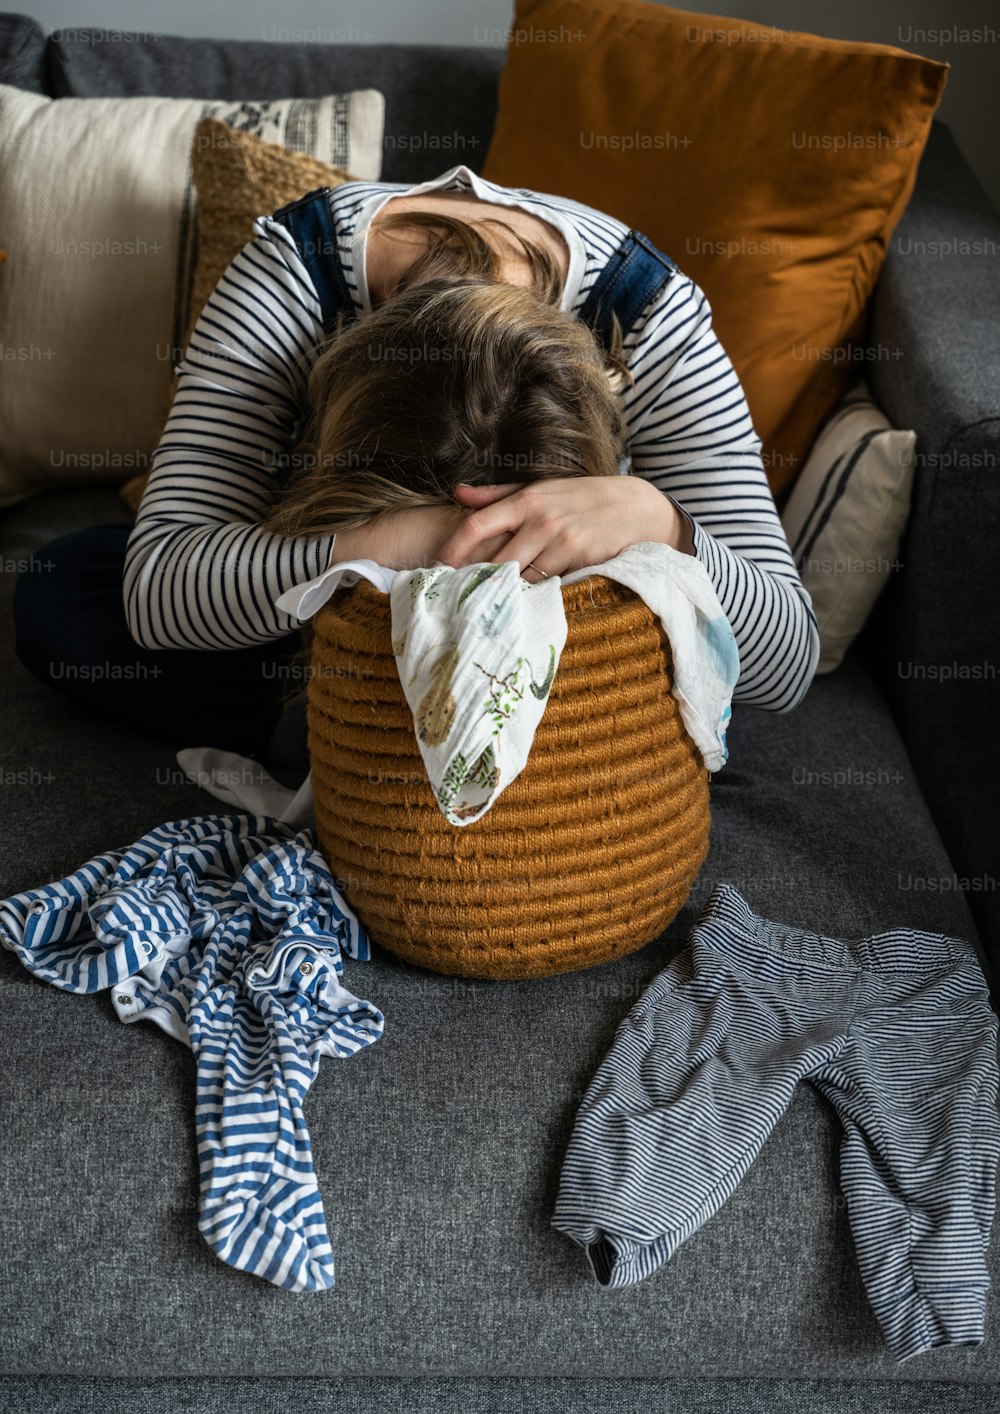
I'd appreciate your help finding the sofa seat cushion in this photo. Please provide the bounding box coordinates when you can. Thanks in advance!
[0,489,993,1380]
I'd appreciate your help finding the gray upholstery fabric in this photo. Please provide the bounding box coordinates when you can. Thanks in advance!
[0,12,47,91]
[3,29,998,1406]
[2,1376,1000,1414]
[46,31,504,183]
[859,119,1000,965]
[865,122,1000,471]
[1,488,995,1386]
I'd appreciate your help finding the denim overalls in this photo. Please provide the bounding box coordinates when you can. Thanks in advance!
[267,182,679,352]
[12,186,678,758]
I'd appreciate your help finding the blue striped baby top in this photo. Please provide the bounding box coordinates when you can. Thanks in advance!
[122,163,820,714]
[0,812,384,1292]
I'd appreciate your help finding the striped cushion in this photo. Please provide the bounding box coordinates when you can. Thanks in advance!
[780,379,916,675]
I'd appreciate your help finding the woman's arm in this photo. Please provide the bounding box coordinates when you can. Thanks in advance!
[122,216,340,651]
[622,272,820,712]
[333,505,512,571]
[123,212,517,649]
[436,273,819,712]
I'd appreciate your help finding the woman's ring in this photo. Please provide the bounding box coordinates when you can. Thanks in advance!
[526,562,550,580]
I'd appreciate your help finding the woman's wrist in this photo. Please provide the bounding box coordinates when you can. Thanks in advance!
[327,506,467,571]
[630,478,696,557]
[328,518,395,566]
[667,496,697,556]
[328,524,360,564]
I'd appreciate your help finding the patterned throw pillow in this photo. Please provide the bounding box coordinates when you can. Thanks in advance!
[780,378,917,674]
[0,84,383,509]
[119,116,364,514]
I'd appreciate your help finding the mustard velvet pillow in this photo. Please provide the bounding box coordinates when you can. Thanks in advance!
[120,117,361,514]
[481,0,948,500]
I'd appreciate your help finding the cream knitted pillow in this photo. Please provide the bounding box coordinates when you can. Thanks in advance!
[0,84,383,510]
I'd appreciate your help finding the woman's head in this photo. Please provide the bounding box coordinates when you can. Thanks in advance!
[260,209,635,539]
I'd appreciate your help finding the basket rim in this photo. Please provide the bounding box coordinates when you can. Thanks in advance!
[320,568,647,617]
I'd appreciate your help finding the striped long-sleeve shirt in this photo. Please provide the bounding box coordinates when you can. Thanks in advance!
[123,163,820,712]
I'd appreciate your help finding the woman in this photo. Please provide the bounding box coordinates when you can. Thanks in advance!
[13,164,819,758]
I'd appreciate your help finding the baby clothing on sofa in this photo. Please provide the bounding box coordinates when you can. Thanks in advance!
[181,539,740,830]
[551,882,1000,1365]
[0,812,383,1293]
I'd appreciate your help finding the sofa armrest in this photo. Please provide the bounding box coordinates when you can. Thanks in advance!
[855,119,1000,958]
[0,14,48,91]
[860,121,1000,668]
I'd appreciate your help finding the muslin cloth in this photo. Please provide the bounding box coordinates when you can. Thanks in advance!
[176,541,739,828]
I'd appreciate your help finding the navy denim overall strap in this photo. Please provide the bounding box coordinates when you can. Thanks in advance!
[269,185,357,337]
[269,187,679,351]
[577,229,679,352]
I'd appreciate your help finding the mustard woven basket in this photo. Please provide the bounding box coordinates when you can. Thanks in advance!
[307,574,711,980]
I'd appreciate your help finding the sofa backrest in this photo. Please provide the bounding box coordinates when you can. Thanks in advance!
[4,18,967,227]
[45,28,505,184]
[0,13,47,92]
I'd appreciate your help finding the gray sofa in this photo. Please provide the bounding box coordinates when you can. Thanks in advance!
[2,16,999,1414]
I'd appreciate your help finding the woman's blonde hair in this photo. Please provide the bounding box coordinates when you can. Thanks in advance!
[259,208,637,715]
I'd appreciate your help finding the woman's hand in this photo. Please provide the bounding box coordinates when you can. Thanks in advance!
[433,475,693,577]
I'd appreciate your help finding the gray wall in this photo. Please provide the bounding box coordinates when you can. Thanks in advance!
[14,0,1000,212]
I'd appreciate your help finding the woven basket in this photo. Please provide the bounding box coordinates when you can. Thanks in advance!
[307,574,711,980]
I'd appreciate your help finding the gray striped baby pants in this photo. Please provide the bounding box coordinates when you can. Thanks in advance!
[552,883,1000,1364]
